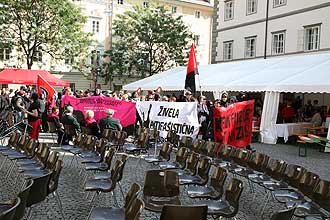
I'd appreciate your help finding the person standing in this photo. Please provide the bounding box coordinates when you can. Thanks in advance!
[22,93,40,140]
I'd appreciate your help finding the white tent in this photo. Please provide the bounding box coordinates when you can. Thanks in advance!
[123,53,330,144]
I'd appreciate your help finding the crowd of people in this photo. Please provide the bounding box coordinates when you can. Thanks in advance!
[0,85,259,143]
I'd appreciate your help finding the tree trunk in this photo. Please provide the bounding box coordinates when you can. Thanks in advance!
[27,57,33,69]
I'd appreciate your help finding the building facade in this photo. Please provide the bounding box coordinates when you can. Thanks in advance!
[212,0,330,63]
[0,0,214,91]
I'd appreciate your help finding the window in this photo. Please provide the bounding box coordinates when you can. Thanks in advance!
[247,0,257,15]
[224,1,234,20]
[304,25,320,51]
[90,50,101,65]
[0,45,11,61]
[194,35,200,46]
[223,41,233,61]
[195,11,201,18]
[33,47,42,62]
[172,6,177,14]
[92,20,99,33]
[274,0,286,7]
[143,1,149,8]
[245,36,256,58]
[117,0,123,4]
[272,31,285,55]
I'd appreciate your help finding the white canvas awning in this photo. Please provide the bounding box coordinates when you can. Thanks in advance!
[123,53,330,93]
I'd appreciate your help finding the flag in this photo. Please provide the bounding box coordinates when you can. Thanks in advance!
[185,43,198,93]
[37,74,56,102]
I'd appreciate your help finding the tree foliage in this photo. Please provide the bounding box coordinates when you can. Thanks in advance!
[103,5,192,83]
[0,0,91,69]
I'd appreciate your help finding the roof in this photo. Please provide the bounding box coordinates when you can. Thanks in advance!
[123,53,330,93]
[0,68,70,87]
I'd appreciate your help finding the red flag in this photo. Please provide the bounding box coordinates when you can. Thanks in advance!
[185,43,198,93]
[37,74,56,102]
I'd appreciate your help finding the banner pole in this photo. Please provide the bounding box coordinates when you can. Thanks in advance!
[197,73,202,97]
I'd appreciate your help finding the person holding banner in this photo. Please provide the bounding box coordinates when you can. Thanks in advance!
[22,93,41,140]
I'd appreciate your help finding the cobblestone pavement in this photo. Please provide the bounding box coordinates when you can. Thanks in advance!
[1,135,329,220]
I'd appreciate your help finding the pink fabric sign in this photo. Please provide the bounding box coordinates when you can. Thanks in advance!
[61,96,136,127]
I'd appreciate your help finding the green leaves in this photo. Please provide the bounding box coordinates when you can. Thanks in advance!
[104,4,192,83]
[0,0,91,69]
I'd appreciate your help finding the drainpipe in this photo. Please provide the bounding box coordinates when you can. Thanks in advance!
[264,0,270,59]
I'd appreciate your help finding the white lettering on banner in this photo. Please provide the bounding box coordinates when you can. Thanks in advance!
[136,101,200,138]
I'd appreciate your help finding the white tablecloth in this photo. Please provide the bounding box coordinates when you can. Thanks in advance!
[275,122,313,142]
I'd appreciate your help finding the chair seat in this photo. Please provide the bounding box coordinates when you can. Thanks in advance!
[69,148,82,154]
[8,153,28,160]
[0,146,10,151]
[144,155,164,163]
[85,162,108,171]
[143,196,181,213]
[89,207,125,220]
[304,215,324,220]
[286,201,325,218]
[248,173,271,184]
[93,172,112,180]
[82,156,102,163]
[0,203,12,213]
[234,167,255,177]
[18,163,43,172]
[62,145,75,151]
[125,146,144,152]
[187,186,220,199]
[79,151,98,158]
[262,181,289,191]
[179,174,204,185]
[273,189,303,203]
[85,179,113,192]
[159,162,182,170]
[174,169,194,176]
[16,159,37,166]
[23,169,49,179]
[1,149,19,156]
[196,199,233,216]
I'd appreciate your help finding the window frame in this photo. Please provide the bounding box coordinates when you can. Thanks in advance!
[304,25,321,51]
[273,0,286,8]
[195,10,201,18]
[194,35,200,46]
[271,31,286,55]
[244,36,257,58]
[224,0,234,21]
[117,0,123,4]
[0,45,11,61]
[171,6,177,14]
[223,40,234,61]
[246,0,257,15]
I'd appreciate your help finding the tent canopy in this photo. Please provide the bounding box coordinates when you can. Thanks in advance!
[0,68,70,87]
[123,53,330,93]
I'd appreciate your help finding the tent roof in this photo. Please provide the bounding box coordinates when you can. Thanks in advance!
[123,53,330,93]
[0,68,70,87]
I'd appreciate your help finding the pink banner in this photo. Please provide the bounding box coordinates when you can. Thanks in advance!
[61,96,136,127]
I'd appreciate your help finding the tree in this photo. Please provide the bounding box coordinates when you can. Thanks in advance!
[103,5,192,83]
[0,0,91,69]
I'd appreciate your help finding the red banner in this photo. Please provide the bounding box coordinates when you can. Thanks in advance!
[37,75,56,102]
[213,100,254,148]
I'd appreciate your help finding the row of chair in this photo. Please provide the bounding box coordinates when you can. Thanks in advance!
[0,132,64,220]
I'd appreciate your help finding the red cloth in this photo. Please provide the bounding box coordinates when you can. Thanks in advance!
[282,106,295,119]
[29,119,41,140]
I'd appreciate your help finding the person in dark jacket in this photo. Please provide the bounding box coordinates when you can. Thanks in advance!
[220,93,229,107]
[82,110,100,137]
[47,106,64,144]
[61,106,81,144]
[99,109,122,132]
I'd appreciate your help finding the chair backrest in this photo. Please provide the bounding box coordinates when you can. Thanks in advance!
[137,132,149,149]
[96,138,107,160]
[74,133,86,147]
[186,152,199,175]
[117,154,129,182]
[83,135,97,151]
[175,147,188,168]
[39,144,50,165]
[192,139,206,154]
[118,131,127,145]
[266,159,287,180]
[109,160,124,191]
[105,148,115,169]
[312,179,330,212]
[179,136,193,149]
[298,171,320,198]
[196,158,211,183]
[143,170,179,197]
[64,124,78,137]
[109,130,118,142]
[8,132,19,147]
[248,152,269,172]
[205,141,218,158]
[233,149,251,167]
[210,166,228,198]
[225,178,244,211]
[270,207,295,220]
[46,151,59,170]
[283,164,306,188]
[160,205,208,220]
[124,183,142,209]
[101,129,111,140]
[13,179,34,220]
[125,198,144,220]
[47,121,58,133]
[159,142,173,161]
[48,160,63,194]
[17,135,29,151]
[218,145,234,161]
[0,198,21,220]
[25,139,38,156]
[26,172,53,207]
